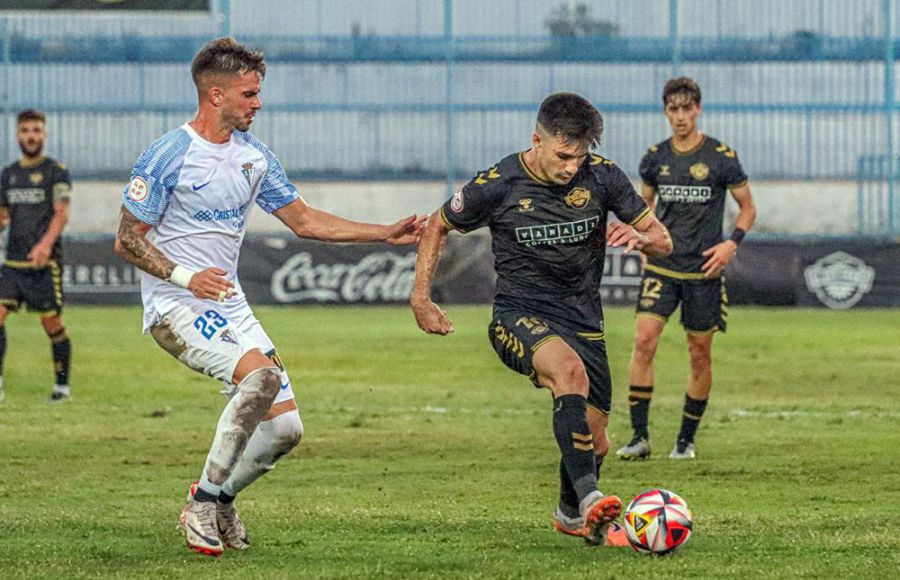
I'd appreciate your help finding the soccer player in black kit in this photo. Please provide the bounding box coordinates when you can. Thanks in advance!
[411,93,672,546]
[0,109,73,402]
[616,77,757,461]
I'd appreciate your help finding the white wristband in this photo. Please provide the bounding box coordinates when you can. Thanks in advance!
[168,265,197,289]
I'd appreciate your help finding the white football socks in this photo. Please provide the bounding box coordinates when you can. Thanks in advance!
[221,410,304,497]
[198,366,281,496]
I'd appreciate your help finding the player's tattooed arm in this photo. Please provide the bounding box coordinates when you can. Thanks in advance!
[114,205,176,280]
[114,205,235,300]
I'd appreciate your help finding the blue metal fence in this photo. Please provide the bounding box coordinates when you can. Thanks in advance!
[0,0,898,235]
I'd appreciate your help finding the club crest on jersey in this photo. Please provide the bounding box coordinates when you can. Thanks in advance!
[241,162,255,188]
[564,187,591,209]
[450,189,464,213]
[690,163,710,181]
[220,328,238,345]
[29,172,44,185]
[128,177,149,202]
[518,198,534,212]
[659,165,671,177]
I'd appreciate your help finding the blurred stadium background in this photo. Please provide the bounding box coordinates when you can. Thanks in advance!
[1,0,898,308]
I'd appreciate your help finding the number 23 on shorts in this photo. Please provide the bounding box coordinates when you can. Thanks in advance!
[193,309,228,340]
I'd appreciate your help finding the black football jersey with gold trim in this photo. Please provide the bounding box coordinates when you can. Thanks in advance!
[0,157,71,263]
[639,136,747,276]
[441,151,649,330]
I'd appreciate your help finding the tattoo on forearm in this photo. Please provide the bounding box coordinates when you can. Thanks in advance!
[116,207,176,280]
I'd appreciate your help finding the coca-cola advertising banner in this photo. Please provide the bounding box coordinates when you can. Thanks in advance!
[56,236,900,309]
[57,234,498,306]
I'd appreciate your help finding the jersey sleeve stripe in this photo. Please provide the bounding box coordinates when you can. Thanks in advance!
[122,128,192,225]
[439,206,468,233]
[629,206,652,226]
[726,179,749,190]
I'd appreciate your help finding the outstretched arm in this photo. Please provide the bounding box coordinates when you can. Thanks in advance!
[701,183,757,278]
[607,212,673,258]
[114,205,235,301]
[273,198,425,245]
[410,210,455,335]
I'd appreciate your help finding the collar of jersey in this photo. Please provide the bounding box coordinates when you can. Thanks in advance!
[17,155,47,169]
[669,134,706,157]
[182,122,233,150]
[518,151,555,185]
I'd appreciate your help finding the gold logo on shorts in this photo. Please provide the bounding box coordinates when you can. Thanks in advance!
[690,163,709,181]
[564,187,591,208]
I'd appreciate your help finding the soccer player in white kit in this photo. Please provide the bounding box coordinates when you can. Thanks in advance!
[114,37,425,557]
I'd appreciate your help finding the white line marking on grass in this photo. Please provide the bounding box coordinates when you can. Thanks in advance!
[730,408,900,419]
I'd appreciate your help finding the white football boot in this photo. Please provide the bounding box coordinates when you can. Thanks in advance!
[668,440,696,459]
[217,501,250,550]
[180,500,223,556]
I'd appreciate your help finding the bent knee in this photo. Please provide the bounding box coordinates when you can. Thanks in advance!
[276,411,304,450]
[554,357,588,394]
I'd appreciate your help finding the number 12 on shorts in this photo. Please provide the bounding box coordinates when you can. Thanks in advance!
[193,309,228,340]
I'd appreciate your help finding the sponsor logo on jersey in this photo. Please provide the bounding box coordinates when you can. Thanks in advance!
[241,162,255,188]
[128,177,149,202]
[450,190,464,213]
[657,184,712,204]
[690,163,710,181]
[7,188,46,204]
[515,216,600,247]
[192,180,211,191]
[659,165,671,177]
[29,172,44,185]
[564,187,592,209]
[193,204,249,223]
[518,198,534,212]
[804,251,875,309]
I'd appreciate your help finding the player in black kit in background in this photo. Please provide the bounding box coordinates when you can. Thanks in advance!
[616,77,757,462]
[0,109,73,403]
[411,93,672,547]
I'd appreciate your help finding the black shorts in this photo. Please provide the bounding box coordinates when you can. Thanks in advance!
[488,309,612,414]
[635,272,727,333]
[0,262,64,315]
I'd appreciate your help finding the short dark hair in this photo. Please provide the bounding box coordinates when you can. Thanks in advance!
[191,37,266,88]
[536,92,603,148]
[17,108,45,124]
[662,77,702,106]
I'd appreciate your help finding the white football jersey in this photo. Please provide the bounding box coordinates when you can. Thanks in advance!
[123,123,301,331]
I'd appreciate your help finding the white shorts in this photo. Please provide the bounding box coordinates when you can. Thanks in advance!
[150,297,296,405]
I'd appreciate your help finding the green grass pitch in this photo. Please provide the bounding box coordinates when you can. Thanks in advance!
[0,305,897,578]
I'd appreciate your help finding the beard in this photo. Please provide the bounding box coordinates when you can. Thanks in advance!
[18,140,43,158]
